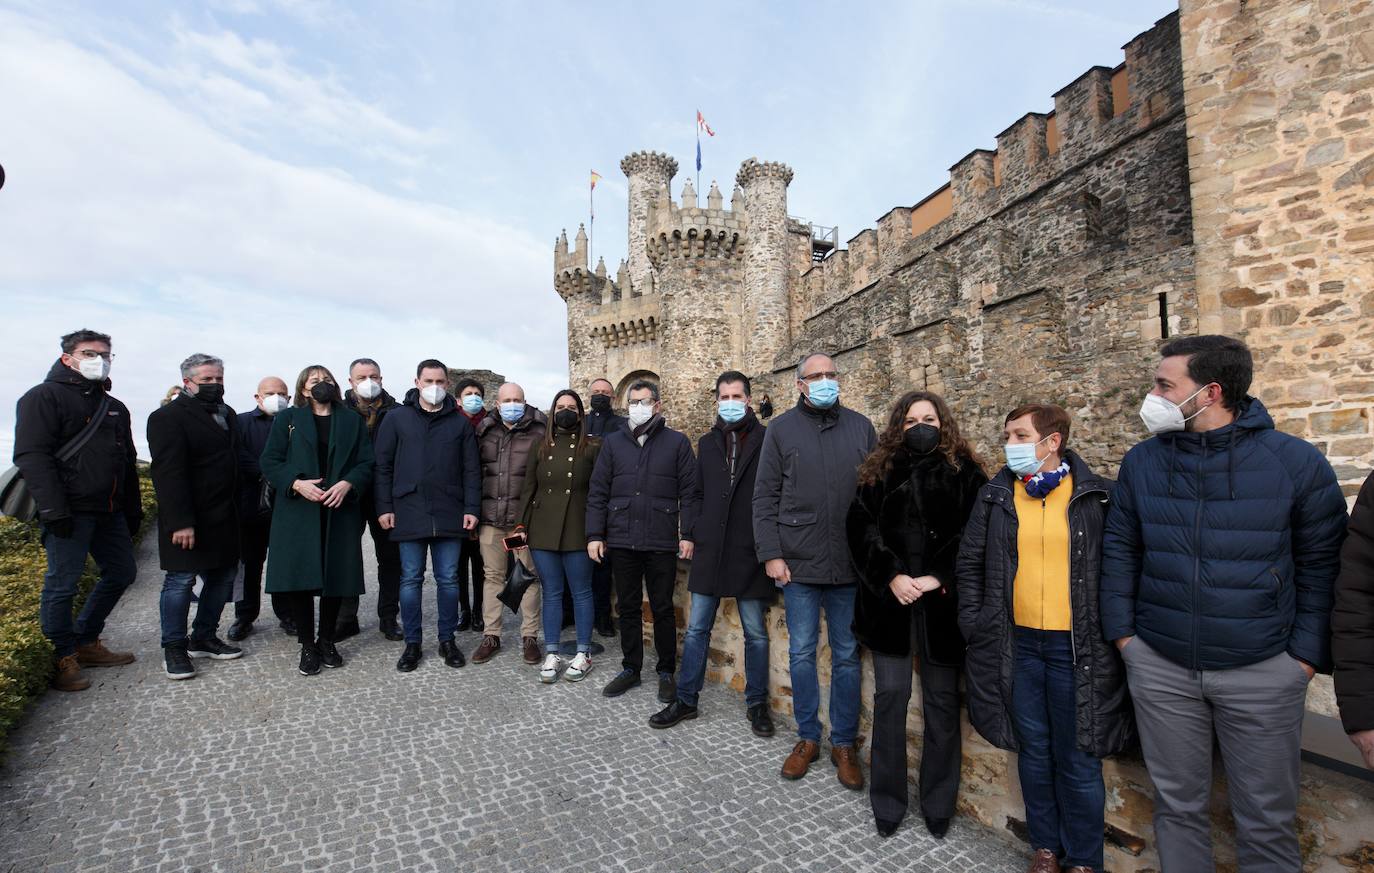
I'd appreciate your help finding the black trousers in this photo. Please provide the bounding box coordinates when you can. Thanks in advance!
[338,509,401,623]
[609,548,677,675]
[870,619,963,824]
[235,520,288,623]
[591,552,613,621]
[457,535,483,616]
[281,591,343,645]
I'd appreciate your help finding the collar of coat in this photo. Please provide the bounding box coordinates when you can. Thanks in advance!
[989,449,1109,501]
[474,405,547,438]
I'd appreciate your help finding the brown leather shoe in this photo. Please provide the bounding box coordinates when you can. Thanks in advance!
[830,744,864,790]
[76,639,136,668]
[1063,868,1093,873]
[1028,849,1061,873]
[521,636,540,664]
[780,740,820,780]
[471,635,500,664]
[53,654,91,692]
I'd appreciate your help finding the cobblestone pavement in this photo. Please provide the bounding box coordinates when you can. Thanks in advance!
[0,537,1026,873]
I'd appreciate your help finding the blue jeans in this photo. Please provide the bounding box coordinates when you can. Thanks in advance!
[782,581,860,746]
[1011,627,1105,872]
[532,549,595,654]
[677,593,769,708]
[41,512,138,658]
[398,538,461,644]
[159,564,236,647]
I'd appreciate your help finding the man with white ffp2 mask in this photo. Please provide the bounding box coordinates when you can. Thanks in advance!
[342,357,403,642]
[1100,335,1347,872]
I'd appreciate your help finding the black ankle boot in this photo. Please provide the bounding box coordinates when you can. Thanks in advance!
[396,643,422,672]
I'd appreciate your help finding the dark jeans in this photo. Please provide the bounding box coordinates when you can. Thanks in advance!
[40,511,138,658]
[1011,627,1105,872]
[339,509,401,623]
[532,549,595,653]
[457,535,483,617]
[677,593,769,708]
[159,564,236,647]
[398,538,460,644]
[591,550,613,621]
[870,619,962,825]
[235,520,288,624]
[609,548,677,675]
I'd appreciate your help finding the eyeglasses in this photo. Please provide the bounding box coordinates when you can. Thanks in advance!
[628,400,655,408]
[73,350,114,361]
[799,371,838,383]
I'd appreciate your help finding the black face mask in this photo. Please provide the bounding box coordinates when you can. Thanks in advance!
[590,394,612,412]
[310,381,339,404]
[554,409,580,432]
[903,423,941,455]
[194,383,225,404]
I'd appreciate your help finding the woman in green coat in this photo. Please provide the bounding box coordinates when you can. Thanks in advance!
[261,364,374,676]
[516,390,602,684]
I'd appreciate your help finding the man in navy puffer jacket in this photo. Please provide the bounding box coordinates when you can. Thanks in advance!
[1101,335,1346,873]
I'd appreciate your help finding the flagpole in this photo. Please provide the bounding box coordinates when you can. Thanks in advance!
[589,172,595,268]
[695,127,701,197]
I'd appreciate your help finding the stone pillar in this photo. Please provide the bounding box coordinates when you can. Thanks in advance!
[736,158,795,376]
[620,151,678,298]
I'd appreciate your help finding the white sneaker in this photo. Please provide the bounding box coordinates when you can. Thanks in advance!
[539,653,564,683]
[565,652,593,682]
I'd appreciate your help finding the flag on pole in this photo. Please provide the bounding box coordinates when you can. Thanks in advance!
[590,170,601,220]
[696,140,702,173]
[590,170,602,190]
[696,111,715,137]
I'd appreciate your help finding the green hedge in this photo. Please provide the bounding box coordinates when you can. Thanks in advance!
[0,474,155,751]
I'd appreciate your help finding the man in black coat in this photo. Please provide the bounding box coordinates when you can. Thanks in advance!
[147,353,244,681]
[583,377,626,637]
[586,378,699,702]
[227,375,293,641]
[1335,470,1374,770]
[13,329,141,692]
[374,359,480,672]
[341,356,403,641]
[649,371,773,738]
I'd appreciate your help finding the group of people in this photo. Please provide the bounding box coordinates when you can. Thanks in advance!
[14,329,1374,873]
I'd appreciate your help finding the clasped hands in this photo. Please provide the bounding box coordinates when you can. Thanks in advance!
[292,477,352,508]
[889,574,941,605]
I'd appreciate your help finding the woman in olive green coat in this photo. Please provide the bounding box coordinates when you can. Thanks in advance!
[516,390,602,684]
[261,364,373,676]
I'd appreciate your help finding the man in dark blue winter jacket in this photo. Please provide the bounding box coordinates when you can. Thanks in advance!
[1100,335,1347,872]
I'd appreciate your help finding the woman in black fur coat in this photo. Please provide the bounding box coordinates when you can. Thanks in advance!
[846,390,987,840]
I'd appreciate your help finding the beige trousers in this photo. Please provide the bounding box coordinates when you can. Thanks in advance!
[478,524,540,639]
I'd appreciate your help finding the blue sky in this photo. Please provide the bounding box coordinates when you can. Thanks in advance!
[0,0,1177,456]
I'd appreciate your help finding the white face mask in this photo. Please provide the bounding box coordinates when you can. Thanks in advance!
[627,403,655,427]
[260,394,288,415]
[420,384,447,406]
[354,378,381,400]
[1139,386,1210,435]
[77,356,110,381]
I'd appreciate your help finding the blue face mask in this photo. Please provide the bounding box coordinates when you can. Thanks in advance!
[718,399,747,423]
[499,401,525,423]
[1004,436,1051,477]
[461,394,485,415]
[806,378,839,409]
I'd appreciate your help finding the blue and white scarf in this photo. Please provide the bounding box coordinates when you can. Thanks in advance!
[1023,461,1070,499]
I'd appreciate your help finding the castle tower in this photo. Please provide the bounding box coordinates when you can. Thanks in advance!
[620,151,678,297]
[736,159,795,376]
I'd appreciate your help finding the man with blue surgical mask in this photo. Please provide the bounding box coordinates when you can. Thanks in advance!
[472,382,546,666]
[1101,335,1347,872]
[753,352,876,789]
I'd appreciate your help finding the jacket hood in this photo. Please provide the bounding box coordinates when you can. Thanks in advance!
[401,387,457,416]
[45,358,101,390]
[475,405,547,437]
[1153,395,1270,501]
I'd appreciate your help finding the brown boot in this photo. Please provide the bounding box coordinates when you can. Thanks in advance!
[780,740,820,780]
[53,655,91,692]
[831,744,865,790]
[76,639,136,668]
[471,635,501,664]
[1028,849,1061,873]
[522,636,541,664]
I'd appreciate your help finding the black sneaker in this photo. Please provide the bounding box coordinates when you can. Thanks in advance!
[439,640,466,668]
[163,644,195,680]
[317,640,344,669]
[298,644,322,676]
[602,668,641,698]
[396,643,422,672]
[748,702,776,737]
[279,618,298,636]
[378,616,404,642]
[226,620,253,642]
[188,636,243,660]
[648,700,698,729]
[657,672,676,704]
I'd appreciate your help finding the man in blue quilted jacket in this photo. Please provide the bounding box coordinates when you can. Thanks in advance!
[1101,335,1347,873]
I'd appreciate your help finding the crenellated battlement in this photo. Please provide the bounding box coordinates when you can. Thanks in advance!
[644,178,748,266]
[620,150,678,180]
[736,158,794,189]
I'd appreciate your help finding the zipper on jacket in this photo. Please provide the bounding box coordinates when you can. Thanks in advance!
[1191,443,1207,675]
[1064,485,1107,669]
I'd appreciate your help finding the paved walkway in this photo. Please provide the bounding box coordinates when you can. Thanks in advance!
[0,536,1024,873]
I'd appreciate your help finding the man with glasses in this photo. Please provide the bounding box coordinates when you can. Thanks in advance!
[754,352,875,789]
[14,330,142,691]
[586,379,699,701]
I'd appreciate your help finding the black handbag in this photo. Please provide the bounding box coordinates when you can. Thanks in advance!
[1,394,112,522]
[497,558,539,613]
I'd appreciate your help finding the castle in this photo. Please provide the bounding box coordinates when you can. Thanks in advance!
[554,1,1374,868]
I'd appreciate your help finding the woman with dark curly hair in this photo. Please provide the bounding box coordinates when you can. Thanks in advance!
[846,390,987,839]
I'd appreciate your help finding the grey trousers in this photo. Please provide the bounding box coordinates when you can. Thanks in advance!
[1121,638,1309,873]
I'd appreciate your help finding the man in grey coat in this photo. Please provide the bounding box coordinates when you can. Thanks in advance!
[753,353,876,790]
